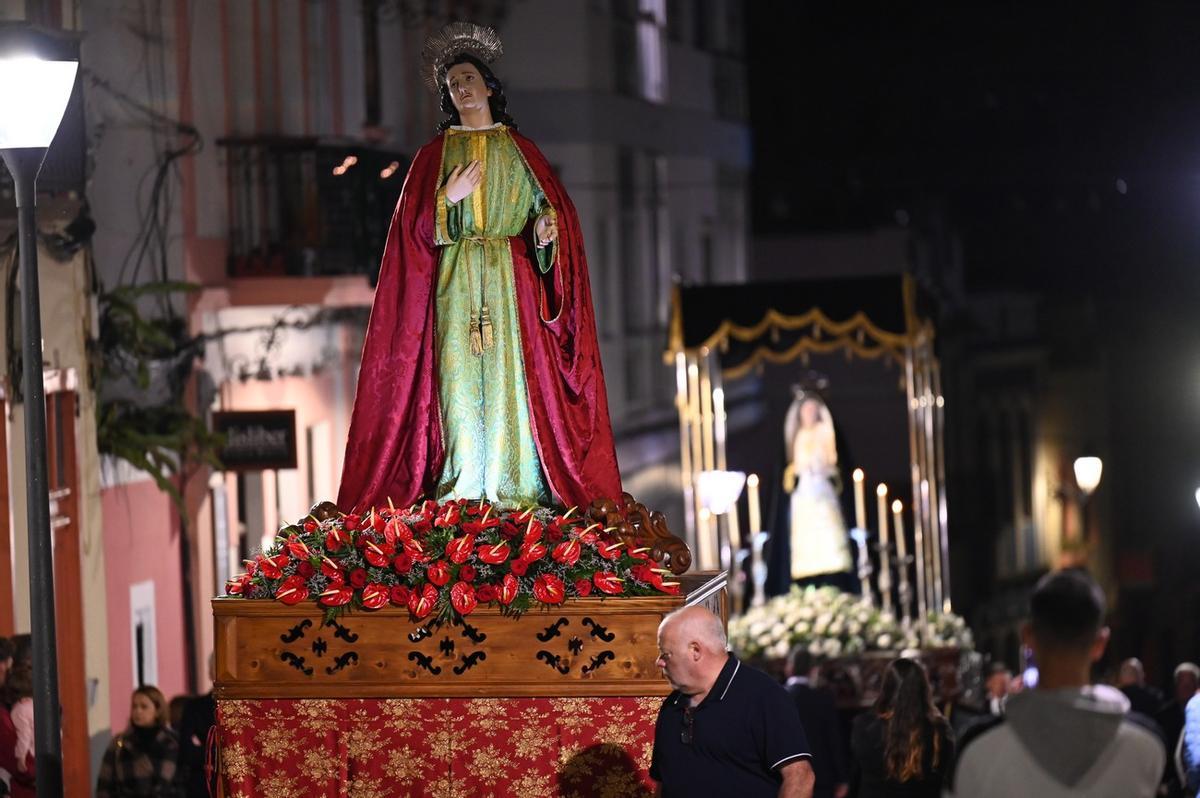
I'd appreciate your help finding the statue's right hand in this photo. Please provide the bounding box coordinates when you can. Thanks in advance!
[446,160,482,204]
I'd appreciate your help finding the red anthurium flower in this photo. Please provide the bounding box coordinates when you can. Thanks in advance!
[392,552,413,574]
[325,526,351,552]
[574,578,593,597]
[436,503,462,528]
[343,514,361,531]
[450,581,478,615]
[509,559,529,577]
[574,524,601,545]
[297,561,315,579]
[243,559,258,576]
[497,573,519,605]
[631,563,654,583]
[476,541,511,564]
[593,572,624,595]
[389,585,410,606]
[225,575,249,595]
[303,520,318,534]
[426,560,451,587]
[387,518,413,543]
[521,541,548,562]
[459,565,477,582]
[320,557,343,581]
[371,510,386,532]
[361,583,389,610]
[551,540,581,566]
[420,499,439,518]
[445,535,476,564]
[319,583,354,606]
[349,568,369,589]
[408,582,438,619]
[596,540,622,560]
[259,553,289,580]
[403,537,427,560]
[533,574,566,605]
[363,541,394,568]
[476,584,497,603]
[628,546,652,561]
[522,519,543,547]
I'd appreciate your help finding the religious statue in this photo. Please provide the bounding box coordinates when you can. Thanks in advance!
[782,392,853,580]
[337,23,621,512]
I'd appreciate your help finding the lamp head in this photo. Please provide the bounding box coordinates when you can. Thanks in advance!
[1073,456,1103,497]
[0,23,79,150]
[696,470,746,516]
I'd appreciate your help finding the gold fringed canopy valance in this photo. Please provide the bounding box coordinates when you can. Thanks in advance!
[665,274,933,378]
[666,274,952,620]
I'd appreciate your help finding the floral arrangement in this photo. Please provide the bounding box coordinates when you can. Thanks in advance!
[225,499,680,622]
[728,586,974,662]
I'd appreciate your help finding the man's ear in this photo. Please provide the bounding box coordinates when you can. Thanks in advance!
[1090,626,1110,663]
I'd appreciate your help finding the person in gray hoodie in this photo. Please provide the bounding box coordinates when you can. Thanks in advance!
[952,568,1165,797]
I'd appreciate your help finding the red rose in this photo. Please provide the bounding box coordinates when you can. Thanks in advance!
[574,578,593,597]
[303,520,318,533]
[533,574,566,605]
[297,561,315,579]
[509,559,529,577]
[521,541,548,562]
[450,581,478,615]
[459,565,477,582]
[593,572,624,595]
[344,514,361,531]
[361,583,389,610]
[552,540,581,566]
[497,573,519,605]
[445,535,476,564]
[476,584,497,603]
[408,582,438,619]
[319,583,353,606]
[349,568,369,589]
[363,541,395,568]
[476,541,511,564]
[392,553,413,574]
[499,520,521,539]
[547,524,565,542]
[427,560,451,586]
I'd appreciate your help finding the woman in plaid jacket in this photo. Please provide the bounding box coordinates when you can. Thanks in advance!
[96,686,181,798]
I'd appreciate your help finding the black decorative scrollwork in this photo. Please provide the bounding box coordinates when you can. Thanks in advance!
[325,652,359,675]
[409,651,443,675]
[279,651,314,677]
[324,618,359,643]
[280,619,312,644]
[458,618,486,644]
[311,637,328,658]
[582,617,615,642]
[408,619,443,643]
[581,650,616,675]
[568,636,584,656]
[536,618,570,642]
[536,650,570,674]
[453,651,487,675]
[439,636,456,658]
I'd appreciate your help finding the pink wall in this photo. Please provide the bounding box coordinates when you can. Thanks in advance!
[101,479,188,732]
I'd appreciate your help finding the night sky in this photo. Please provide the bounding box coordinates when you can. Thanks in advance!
[746,4,1200,610]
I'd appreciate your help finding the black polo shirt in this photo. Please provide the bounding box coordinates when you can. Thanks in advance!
[650,654,812,797]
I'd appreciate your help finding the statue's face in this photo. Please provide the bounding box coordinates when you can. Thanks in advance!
[801,399,820,427]
[446,62,492,116]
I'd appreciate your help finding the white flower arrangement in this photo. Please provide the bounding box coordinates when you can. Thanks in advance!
[728,585,974,661]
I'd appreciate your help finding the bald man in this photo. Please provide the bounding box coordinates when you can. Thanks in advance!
[649,605,815,798]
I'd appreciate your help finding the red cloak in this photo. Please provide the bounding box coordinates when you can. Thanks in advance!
[337,129,622,512]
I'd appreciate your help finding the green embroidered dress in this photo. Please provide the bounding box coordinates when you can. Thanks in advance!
[433,124,556,506]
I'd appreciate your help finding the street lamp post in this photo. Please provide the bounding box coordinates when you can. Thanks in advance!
[0,24,80,798]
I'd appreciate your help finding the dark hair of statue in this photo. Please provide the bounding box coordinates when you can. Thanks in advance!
[873,657,949,782]
[436,53,518,132]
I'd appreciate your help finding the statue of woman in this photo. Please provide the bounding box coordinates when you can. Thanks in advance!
[782,394,852,580]
[337,23,621,512]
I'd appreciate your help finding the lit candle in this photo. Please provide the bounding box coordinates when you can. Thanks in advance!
[893,498,911,624]
[853,468,866,529]
[877,483,892,614]
[747,473,761,534]
[892,499,906,562]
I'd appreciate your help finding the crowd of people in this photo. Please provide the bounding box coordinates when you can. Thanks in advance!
[651,568,1200,798]
[0,642,215,798]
